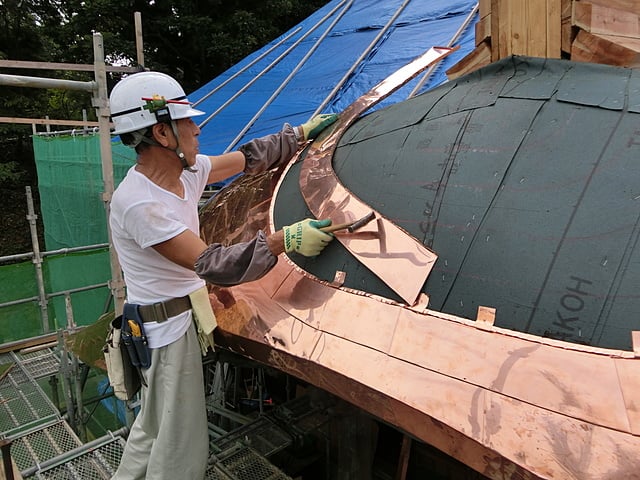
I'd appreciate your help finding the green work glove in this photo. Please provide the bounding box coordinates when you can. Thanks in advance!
[300,113,339,140]
[283,218,334,257]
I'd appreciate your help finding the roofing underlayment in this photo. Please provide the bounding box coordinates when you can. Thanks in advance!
[275,55,640,351]
[189,0,478,157]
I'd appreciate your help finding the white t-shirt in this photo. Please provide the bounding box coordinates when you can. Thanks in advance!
[110,154,211,348]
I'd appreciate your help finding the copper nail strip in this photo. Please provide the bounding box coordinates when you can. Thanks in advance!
[297,46,457,305]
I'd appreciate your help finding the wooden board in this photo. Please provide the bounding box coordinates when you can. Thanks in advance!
[546,0,562,57]
[582,0,640,17]
[571,29,640,66]
[488,0,561,59]
[562,16,575,54]
[446,42,492,80]
[491,0,509,60]
[475,13,491,46]
[0,443,23,480]
[479,0,491,19]
[573,2,640,38]
[528,0,548,56]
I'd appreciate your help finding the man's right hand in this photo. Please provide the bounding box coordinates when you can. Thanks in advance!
[283,218,334,257]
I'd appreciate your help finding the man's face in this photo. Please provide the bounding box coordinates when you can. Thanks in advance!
[175,117,201,166]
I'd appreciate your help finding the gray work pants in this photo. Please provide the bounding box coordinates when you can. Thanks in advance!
[112,322,208,479]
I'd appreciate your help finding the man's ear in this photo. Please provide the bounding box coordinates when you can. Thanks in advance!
[151,122,171,147]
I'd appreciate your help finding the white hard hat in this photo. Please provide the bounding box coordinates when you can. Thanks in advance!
[109,71,205,135]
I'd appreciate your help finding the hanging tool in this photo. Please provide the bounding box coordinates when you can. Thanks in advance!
[320,211,375,234]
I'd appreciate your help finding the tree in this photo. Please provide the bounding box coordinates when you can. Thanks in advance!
[0,0,330,255]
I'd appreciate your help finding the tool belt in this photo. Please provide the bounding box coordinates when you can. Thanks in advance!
[103,313,142,401]
[121,303,152,370]
[137,295,192,323]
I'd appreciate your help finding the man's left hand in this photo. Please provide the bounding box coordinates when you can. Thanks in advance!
[300,113,339,141]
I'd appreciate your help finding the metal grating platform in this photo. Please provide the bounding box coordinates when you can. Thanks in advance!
[0,346,124,479]
[31,436,125,479]
[212,416,292,457]
[18,349,60,379]
[0,354,60,439]
[9,420,83,473]
[206,444,292,480]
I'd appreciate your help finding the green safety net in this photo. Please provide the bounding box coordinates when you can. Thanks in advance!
[32,134,134,249]
[0,249,113,343]
[0,134,135,343]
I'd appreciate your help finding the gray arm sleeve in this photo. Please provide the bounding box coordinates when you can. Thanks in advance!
[239,123,301,175]
[194,230,278,287]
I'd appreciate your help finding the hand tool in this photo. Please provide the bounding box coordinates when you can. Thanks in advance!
[319,211,376,234]
[127,319,142,337]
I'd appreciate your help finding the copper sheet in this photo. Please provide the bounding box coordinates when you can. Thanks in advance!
[199,155,640,479]
[200,47,640,479]
[209,261,640,480]
[296,46,457,305]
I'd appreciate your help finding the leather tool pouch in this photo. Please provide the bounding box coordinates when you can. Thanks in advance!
[103,314,141,401]
[122,303,152,369]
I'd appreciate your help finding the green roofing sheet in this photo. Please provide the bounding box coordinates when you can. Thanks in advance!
[274,56,640,350]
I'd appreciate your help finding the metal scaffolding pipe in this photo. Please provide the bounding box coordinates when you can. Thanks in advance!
[312,0,413,118]
[225,0,354,152]
[41,244,109,257]
[0,282,108,309]
[198,0,349,130]
[0,243,109,265]
[0,74,95,92]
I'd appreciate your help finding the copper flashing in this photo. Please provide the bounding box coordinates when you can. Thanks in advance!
[295,46,457,305]
[209,263,640,480]
[197,55,640,480]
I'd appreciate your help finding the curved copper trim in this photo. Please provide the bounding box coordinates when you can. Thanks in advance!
[214,260,640,480]
[298,47,457,305]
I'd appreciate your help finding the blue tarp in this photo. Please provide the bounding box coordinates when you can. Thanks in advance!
[190,0,478,159]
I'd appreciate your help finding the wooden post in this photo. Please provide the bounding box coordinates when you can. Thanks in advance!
[26,187,49,333]
[327,403,377,479]
[0,438,16,480]
[134,12,145,68]
[93,33,125,316]
[394,435,412,480]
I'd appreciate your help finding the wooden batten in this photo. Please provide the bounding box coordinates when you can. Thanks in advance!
[581,0,640,17]
[475,13,491,46]
[573,2,640,38]
[489,0,561,58]
[450,0,562,79]
[446,42,492,80]
[546,0,562,57]
[479,0,491,20]
[561,0,574,54]
[561,17,574,54]
[571,29,640,66]
[448,0,640,80]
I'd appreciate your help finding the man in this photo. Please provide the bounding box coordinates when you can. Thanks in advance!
[108,71,336,479]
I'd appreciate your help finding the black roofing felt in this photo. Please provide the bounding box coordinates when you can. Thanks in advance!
[274,56,640,350]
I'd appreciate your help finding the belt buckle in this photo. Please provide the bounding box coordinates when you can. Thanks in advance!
[151,301,169,323]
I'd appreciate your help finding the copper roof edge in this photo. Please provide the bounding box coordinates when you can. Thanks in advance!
[200,50,640,479]
[209,258,640,480]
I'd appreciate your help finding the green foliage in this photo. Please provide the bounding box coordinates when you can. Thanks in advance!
[0,161,25,185]
[0,0,330,181]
